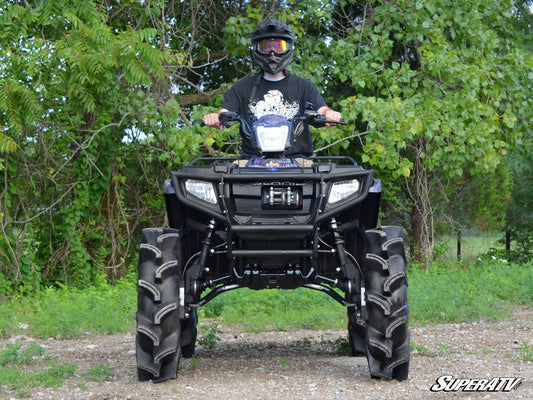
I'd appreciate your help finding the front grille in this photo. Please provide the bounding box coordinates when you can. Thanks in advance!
[230,181,314,217]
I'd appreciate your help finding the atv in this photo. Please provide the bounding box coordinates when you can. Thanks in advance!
[135,108,410,382]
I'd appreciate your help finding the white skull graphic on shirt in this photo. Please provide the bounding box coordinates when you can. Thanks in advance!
[249,90,299,121]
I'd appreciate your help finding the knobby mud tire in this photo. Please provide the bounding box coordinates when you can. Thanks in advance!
[363,226,410,381]
[136,228,183,382]
[180,308,198,358]
[347,306,367,356]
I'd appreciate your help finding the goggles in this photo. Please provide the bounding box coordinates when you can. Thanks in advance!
[256,39,290,55]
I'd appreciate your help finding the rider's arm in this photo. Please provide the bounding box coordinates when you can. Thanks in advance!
[202,108,229,129]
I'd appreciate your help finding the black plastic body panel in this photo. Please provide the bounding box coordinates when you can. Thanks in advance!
[164,156,381,297]
[171,159,374,224]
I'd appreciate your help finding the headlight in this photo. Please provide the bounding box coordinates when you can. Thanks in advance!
[328,179,361,204]
[185,179,217,204]
[255,125,290,152]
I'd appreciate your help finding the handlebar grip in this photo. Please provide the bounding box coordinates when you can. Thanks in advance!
[321,118,347,125]
[310,118,347,127]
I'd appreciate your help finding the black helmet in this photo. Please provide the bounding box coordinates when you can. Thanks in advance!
[250,18,294,74]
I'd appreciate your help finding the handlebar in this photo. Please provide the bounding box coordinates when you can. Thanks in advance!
[200,111,346,128]
[199,111,240,128]
[299,110,347,127]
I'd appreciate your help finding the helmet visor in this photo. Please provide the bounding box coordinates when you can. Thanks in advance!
[256,39,290,55]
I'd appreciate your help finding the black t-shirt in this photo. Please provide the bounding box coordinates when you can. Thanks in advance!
[222,73,328,157]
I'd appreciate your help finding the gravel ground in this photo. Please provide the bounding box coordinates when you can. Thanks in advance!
[1,307,532,400]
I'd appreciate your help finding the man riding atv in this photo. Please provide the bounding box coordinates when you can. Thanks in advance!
[202,17,343,157]
[135,17,410,384]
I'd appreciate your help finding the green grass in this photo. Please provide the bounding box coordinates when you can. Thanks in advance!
[408,260,533,324]
[0,260,531,339]
[0,272,136,339]
[83,363,115,382]
[200,286,348,332]
[0,343,115,398]
[436,232,502,261]
[518,341,533,362]
[0,259,529,398]
[200,259,532,330]
[0,343,77,397]
[0,343,45,366]
[197,323,223,348]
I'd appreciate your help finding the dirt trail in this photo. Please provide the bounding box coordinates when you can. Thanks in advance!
[1,308,532,400]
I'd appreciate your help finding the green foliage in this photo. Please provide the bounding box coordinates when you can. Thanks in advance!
[0,0,178,293]
[445,167,511,231]
[518,341,533,362]
[0,342,118,398]
[0,273,136,338]
[0,0,531,294]
[218,0,532,265]
[198,323,223,349]
[200,260,533,330]
[324,0,531,263]
[505,135,533,258]
[200,287,346,332]
[408,260,533,324]
[0,259,531,342]
[410,341,430,355]
[0,360,77,390]
[333,337,353,356]
[435,231,502,262]
[84,363,115,382]
[0,343,45,367]
[0,343,76,395]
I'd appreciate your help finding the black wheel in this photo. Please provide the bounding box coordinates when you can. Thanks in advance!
[180,308,198,358]
[347,305,367,356]
[136,228,183,382]
[363,226,410,381]
[345,231,367,356]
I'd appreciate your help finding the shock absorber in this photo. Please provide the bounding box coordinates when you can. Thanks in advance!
[187,219,216,300]
[330,218,348,272]
[197,219,216,270]
[330,218,354,298]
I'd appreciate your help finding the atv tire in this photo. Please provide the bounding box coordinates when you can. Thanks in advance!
[347,306,367,356]
[180,308,198,358]
[363,226,410,381]
[136,228,184,382]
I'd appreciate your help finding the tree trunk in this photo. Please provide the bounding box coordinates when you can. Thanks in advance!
[408,139,434,271]
[410,195,433,270]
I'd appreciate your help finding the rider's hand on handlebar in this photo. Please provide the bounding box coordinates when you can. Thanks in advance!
[320,108,343,127]
[202,111,227,129]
